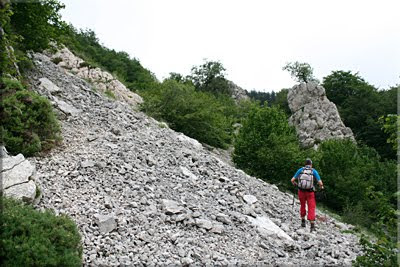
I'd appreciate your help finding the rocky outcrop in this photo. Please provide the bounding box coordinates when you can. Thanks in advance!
[287,82,355,148]
[27,52,361,266]
[1,147,39,203]
[228,80,249,102]
[47,47,142,108]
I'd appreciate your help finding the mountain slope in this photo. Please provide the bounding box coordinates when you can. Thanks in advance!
[28,51,361,266]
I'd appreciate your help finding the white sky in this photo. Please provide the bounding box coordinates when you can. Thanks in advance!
[60,0,400,92]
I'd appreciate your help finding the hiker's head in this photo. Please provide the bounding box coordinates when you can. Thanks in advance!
[305,159,312,166]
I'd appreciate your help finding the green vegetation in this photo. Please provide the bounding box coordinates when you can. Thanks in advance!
[187,60,231,95]
[322,71,397,160]
[0,77,61,156]
[140,61,257,149]
[2,0,397,264]
[233,111,397,265]
[379,114,399,151]
[104,89,116,99]
[0,197,82,266]
[246,89,291,115]
[141,79,236,148]
[61,28,157,91]
[233,105,302,187]
[10,0,66,52]
[282,61,318,83]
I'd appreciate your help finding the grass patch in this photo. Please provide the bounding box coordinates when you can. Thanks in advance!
[104,89,116,99]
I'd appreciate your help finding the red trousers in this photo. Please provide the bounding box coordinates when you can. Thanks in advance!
[298,190,316,221]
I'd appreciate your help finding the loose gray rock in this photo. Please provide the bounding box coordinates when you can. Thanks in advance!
[195,219,213,230]
[2,159,35,189]
[94,214,117,234]
[39,77,62,94]
[1,148,39,203]
[243,194,258,205]
[27,50,362,266]
[4,180,37,202]
[161,199,184,215]
[53,97,81,116]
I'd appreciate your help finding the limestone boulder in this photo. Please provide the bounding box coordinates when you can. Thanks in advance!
[287,82,355,148]
[1,147,39,203]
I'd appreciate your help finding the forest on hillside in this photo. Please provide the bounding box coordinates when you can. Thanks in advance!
[0,0,398,266]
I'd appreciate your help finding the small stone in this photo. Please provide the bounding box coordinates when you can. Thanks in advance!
[161,199,184,215]
[195,219,213,230]
[81,160,96,168]
[216,213,231,224]
[192,211,201,218]
[94,214,117,233]
[243,194,258,205]
[181,257,193,265]
[210,224,224,234]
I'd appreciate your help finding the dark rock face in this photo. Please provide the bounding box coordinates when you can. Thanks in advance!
[287,82,355,148]
[27,52,361,266]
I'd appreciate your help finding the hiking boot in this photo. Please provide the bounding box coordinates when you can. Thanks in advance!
[301,219,306,227]
[310,221,316,232]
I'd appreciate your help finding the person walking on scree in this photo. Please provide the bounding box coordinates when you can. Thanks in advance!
[291,159,324,232]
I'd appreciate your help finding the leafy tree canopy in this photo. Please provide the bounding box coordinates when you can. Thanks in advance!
[10,0,67,52]
[322,71,396,160]
[322,70,375,107]
[233,105,302,187]
[282,61,318,83]
[187,60,231,95]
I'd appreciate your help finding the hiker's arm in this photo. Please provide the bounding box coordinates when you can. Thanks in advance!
[313,169,324,189]
[291,168,303,185]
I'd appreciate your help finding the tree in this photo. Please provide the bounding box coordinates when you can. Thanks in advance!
[187,60,231,95]
[140,79,234,148]
[282,61,318,83]
[322,70,374,107]
[10,0,67,52]
[379,114,399,152]
[272,88,291,115]
[322,71,396,160]
[233,105,302,188]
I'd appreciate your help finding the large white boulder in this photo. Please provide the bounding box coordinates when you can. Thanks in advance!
[287,82,355,148]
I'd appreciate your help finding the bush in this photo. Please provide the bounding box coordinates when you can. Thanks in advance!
[0,78,61,156]
[354,232,398,266]
[315,140,396,218]
[140,79,234,148]
[233,105,303,188]
[0,197,82,266]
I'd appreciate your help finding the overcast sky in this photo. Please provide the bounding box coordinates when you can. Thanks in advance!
[60,0,399,92]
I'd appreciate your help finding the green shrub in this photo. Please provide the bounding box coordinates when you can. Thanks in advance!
[315,139,397,220]
[233,105,303,188]
[140,79,234,148]
[0,78,61,156]
[0,197,82,266]
[354,232,398,266]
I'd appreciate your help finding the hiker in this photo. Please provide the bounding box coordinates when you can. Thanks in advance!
[291,159,323,232]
